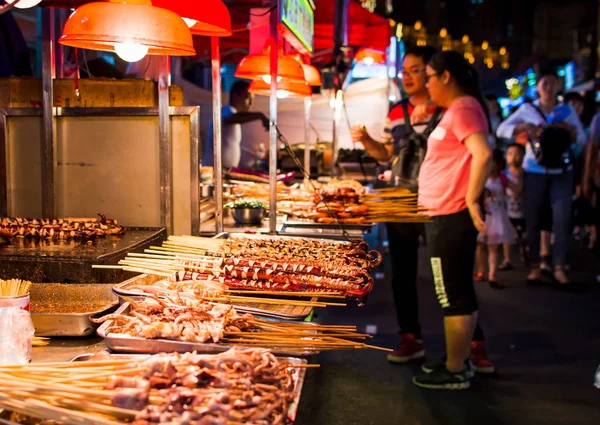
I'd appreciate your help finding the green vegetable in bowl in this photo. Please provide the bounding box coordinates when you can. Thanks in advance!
[225,198,266,209]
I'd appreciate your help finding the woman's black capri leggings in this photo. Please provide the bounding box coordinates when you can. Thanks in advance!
[425,208,479,316]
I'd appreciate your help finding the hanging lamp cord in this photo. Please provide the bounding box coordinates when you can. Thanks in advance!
[0,0,23,16]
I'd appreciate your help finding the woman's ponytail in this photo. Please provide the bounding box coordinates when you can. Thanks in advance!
[428,51,492,133]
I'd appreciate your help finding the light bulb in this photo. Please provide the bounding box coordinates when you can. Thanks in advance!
[6,0,42,9]
[362,57,375,66]
[277,90,290,99]
[114,42,149,63]
[261,75,282,84]
[182,18,198,28]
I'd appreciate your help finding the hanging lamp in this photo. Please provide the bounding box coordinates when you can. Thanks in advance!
[5,0,42,9]
[355,48,386,65]
[59,0,196,62]
[292,55,322,87]
[152,0,232,37]
[249,79,311,99]
[301,63,322,87]
[235,44,306,84]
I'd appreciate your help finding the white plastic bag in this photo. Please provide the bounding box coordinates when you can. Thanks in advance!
[0,307,35,365]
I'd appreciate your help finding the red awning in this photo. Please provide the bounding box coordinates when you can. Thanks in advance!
[193,0,391,63]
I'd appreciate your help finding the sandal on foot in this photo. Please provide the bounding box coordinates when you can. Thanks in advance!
[498,262,513,271]
[474,270,486,282]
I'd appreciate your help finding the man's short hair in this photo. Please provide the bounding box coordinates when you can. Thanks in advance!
[506,143,525,155]
[564,92,584,104]
[230,80,250,99]
[403,46,438,65]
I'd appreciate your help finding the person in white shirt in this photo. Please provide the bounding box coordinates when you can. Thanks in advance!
[203,81,269,168]
[497,71,586,287]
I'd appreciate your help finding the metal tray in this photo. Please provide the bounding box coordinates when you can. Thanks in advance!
[284,219,374,231]
[30,283,119,337]
[69,352,308,422]
[97,303,318,357]
[112,274,314,321]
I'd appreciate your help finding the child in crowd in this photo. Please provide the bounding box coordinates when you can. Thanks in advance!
[500,144,527,269]
[475,150,518,288]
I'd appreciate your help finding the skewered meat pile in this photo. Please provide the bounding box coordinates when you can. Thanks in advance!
[278,181,370,225]
[114,236,381,297]
[92,295,255,343]
[221,236,381,269]
[118,348,296,425]
[0,213,124,241]
[0,348,300,425]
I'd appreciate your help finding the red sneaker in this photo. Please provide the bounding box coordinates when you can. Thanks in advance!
[470,341,496,374]
[387,333,425,364]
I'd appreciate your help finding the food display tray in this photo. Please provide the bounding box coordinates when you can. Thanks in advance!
[69,352,308,422]
[97,303,318,357]
[30,283,119,336]
[112,274,314,321]
[0,227,167,283]
[283,219,374,231]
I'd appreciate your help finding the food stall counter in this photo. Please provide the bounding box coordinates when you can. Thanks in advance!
[31,336,107,363]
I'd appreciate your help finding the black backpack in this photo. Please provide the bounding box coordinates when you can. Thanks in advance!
[390,100,442,192]
[530,104,573,170]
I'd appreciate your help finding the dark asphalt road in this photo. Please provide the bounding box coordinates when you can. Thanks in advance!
[295,231,600,425]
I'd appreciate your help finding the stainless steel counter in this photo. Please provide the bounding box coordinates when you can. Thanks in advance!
[32,337,107,363]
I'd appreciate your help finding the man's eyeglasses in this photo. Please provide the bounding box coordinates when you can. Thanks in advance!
[401,69,426,79]
[425,72,441,82]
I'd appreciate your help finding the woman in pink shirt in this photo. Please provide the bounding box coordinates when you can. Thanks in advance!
[412,51,492,390]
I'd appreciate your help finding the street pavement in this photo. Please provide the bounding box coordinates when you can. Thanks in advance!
[296,234,600,425]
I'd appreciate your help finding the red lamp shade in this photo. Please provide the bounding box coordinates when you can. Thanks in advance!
[59,0,196,57]
[249,79,312,99]
[234,46,306,84]
[355,48,386,65]
[152,0,232,37]
[302,63,322,86]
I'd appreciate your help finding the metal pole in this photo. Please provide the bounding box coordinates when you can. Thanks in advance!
[211,37,224,235]
[303,97,312,184]
[331,0,349,178]
[269,1,280,235]
[41,8,55,218]
[57,10,66,78]
[331,90,338,178]
[190,107,200,236]
[158,56,173,234]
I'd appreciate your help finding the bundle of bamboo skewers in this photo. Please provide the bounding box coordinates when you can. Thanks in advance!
[222,319,387,352]
[0,279,32,297]
[362,188,431,223]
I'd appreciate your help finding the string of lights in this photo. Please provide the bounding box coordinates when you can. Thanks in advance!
[395,20,510,70]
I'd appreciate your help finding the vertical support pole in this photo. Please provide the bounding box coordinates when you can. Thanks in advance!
[190,107,200,236]
[269,1,280,235]
[0,113,7,217]
[158,56,173,234]
[41,8,55,218]
[303,97,312,183]
[331,0,349,178]
[56,9,66,78]
[331,90,338,178]
[211,37,224,235]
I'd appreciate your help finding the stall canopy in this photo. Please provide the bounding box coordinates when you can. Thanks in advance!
[193,0,392,63]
